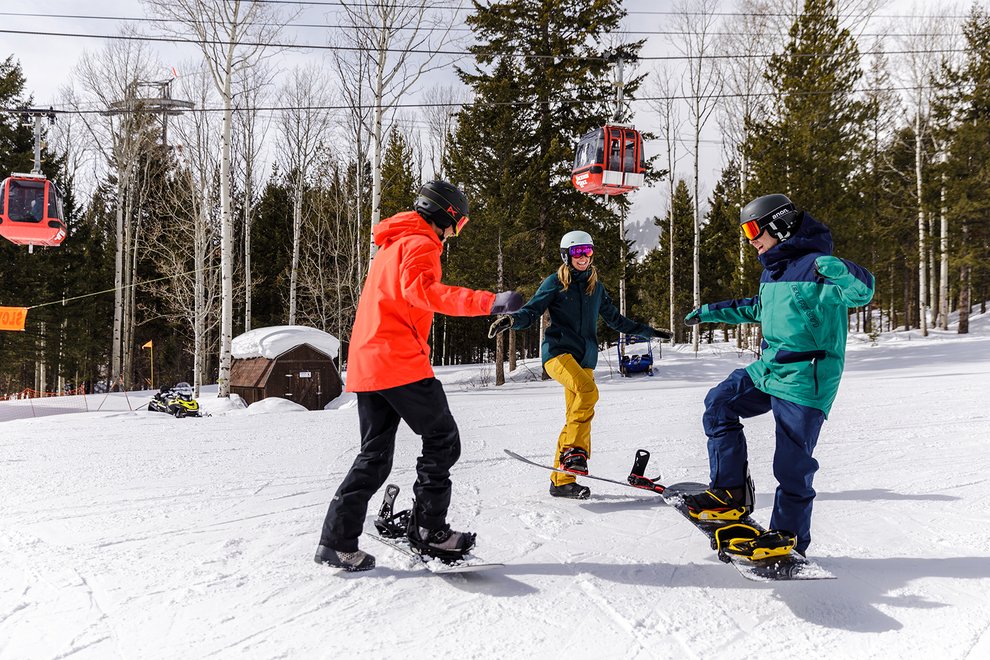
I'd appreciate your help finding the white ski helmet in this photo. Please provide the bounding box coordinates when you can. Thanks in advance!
[559,230,594,264]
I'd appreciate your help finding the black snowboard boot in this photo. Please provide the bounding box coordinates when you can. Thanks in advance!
[406,507,476,562]
[559,447,589,475]
[549,481,591,499]
[314,545,376,572]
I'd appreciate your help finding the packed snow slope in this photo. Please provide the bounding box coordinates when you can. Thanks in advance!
[3,310,990,659]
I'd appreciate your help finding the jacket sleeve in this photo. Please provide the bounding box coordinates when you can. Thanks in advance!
[399,239,496,316]
[815,256,875,308]
[598,286,653,335]
[511,275,559,330]
[700,297,762,324]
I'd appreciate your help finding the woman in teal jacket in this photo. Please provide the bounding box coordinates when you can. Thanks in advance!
[491,230,671,499]
[682,194,874,557]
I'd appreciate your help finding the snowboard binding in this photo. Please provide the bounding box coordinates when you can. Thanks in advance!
[712,524,796,562]
[374,484,410,539]
[374,484,475,564]
[626,449,665,493]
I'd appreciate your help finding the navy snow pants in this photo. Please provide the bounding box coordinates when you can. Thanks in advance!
[319,378,461,552]
[702,368,825,554]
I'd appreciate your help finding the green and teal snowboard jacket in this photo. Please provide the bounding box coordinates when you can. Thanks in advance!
[692,213,874,417]
[511,268,655,369]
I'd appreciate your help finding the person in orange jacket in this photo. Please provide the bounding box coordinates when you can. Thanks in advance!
[315,180,523,571]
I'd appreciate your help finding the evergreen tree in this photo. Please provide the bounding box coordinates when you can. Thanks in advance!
[250,175,293,329]
[633,180,694,343]
[937,6,990,332]
[745,0,865,253]
[448,0,646,363]
[378,126,417,219]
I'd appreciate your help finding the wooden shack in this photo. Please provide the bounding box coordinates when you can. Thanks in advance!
[229,329,343,410]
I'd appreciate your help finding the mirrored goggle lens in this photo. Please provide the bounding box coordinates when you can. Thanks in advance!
[568,245,594,258]
[454,216,469,236]
[741,219,764,240]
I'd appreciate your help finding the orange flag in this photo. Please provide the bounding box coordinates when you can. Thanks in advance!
[0,307,28,332]
[142,340,153,349]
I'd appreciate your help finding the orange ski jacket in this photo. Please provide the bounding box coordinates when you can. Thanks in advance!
[345,211,496,392]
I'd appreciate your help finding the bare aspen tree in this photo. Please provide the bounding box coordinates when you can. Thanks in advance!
[896,8,948,338]
[647,65,683,338]
[673,0,722,352]
[421,84,466,179]
[233,60,274,333]
[718,0,774,349]
[167,62,223,395]
[327,32,373,287]
[333,0,459,264]
[144,0,293,396]
[278,63,335,326]
[74,36,158,389]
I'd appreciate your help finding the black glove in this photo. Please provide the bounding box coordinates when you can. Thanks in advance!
[491,291,524,315]
[684,308,702,326]
[649,327,674,340]
[488,314,514,339]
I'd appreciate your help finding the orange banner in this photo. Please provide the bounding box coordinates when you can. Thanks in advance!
[0,306,28,332]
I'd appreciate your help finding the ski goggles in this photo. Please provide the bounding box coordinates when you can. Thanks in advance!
[453,216,469,236]
[568,244,594,258]
[741,219,765,240]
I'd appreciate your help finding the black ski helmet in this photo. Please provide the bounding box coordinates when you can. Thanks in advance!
[740,193,800,242]
[414,180,469,234]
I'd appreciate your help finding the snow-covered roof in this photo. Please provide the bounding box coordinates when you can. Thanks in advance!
[230,325,340,360]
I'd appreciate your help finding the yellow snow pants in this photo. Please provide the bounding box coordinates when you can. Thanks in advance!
[544,353,600,486]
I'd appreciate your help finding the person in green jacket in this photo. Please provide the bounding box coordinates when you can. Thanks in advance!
[681,194,874,556]
[490,230,672,499]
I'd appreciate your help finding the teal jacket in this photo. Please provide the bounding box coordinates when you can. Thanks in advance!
[512,268,655,369]
[692,214,874,416]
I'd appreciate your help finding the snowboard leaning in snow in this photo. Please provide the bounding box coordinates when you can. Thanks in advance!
[369,484,501,573]
[504,448,834,581]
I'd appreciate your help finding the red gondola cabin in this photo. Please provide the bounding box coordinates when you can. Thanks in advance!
[571,125,646,195]
[0,173,67,247]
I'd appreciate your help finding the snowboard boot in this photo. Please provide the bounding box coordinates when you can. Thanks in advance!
[713,525,796,561]
[549,481,591,500]
[314,545,376,572]
[559,447,589,475]
[406,507,476,562]
[681,486,751,520]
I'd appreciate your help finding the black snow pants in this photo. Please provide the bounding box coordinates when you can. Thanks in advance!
[319,377,461,552]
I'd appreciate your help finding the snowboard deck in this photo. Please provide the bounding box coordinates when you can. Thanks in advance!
[370,483,501,573]
[659,481,835,581]
[503,449,665,494]
[367,534,502,573]
[505,448,835,581]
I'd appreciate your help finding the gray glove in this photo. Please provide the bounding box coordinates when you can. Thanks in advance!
[488,315,514,339]
[684,308,702,326]
[649,327,674,340]
[491,291,524,315]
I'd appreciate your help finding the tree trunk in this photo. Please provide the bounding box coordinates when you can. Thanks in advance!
[938,168,949,330]
[218,87,234,397]
[915,111,928,337]
[289,185,303,325]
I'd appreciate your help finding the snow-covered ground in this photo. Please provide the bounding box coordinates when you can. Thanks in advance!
[3,309,990,659]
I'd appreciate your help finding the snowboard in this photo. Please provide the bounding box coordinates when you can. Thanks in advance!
[367,534,502,573]
[661,481,835,582]
[370,484,502,574]
[502,449,665,494]
[505,448,835,581]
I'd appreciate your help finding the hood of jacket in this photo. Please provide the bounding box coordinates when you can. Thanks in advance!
[373,210,440,249]
[759,211,833,280]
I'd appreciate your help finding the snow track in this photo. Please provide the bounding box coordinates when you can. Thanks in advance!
[2,315,989,658]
